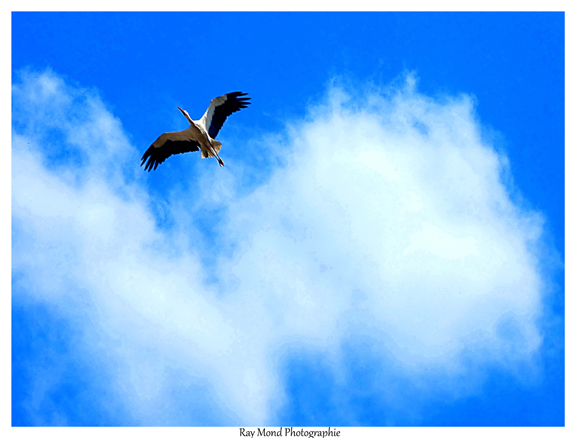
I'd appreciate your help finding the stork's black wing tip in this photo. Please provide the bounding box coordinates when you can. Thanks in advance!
[141,145,155,171]
[227,91,250,99]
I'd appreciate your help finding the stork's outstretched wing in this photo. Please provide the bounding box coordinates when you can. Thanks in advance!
[201,91,251,138]
[141,130,200,171]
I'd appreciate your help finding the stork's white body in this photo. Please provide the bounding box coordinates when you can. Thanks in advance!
[178,108,224,164]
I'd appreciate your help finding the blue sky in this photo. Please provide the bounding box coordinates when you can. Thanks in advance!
[11,12,564,427]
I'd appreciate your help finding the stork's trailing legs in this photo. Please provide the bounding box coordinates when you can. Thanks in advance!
[210,146,225,167]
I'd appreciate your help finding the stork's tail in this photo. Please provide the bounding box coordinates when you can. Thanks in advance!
[201,140,225,167]
[212,140,222,154]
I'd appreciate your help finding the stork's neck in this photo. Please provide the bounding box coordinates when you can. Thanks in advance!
[179,110,194,126]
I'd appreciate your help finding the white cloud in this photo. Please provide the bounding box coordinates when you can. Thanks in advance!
[12,70,548,425]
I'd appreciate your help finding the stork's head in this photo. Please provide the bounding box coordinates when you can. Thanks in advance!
[177,106,194,124]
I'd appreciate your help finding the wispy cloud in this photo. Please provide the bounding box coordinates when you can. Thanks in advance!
[12,70,550,425]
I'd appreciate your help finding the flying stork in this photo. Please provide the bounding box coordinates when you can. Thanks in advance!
[141,92,251,171]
